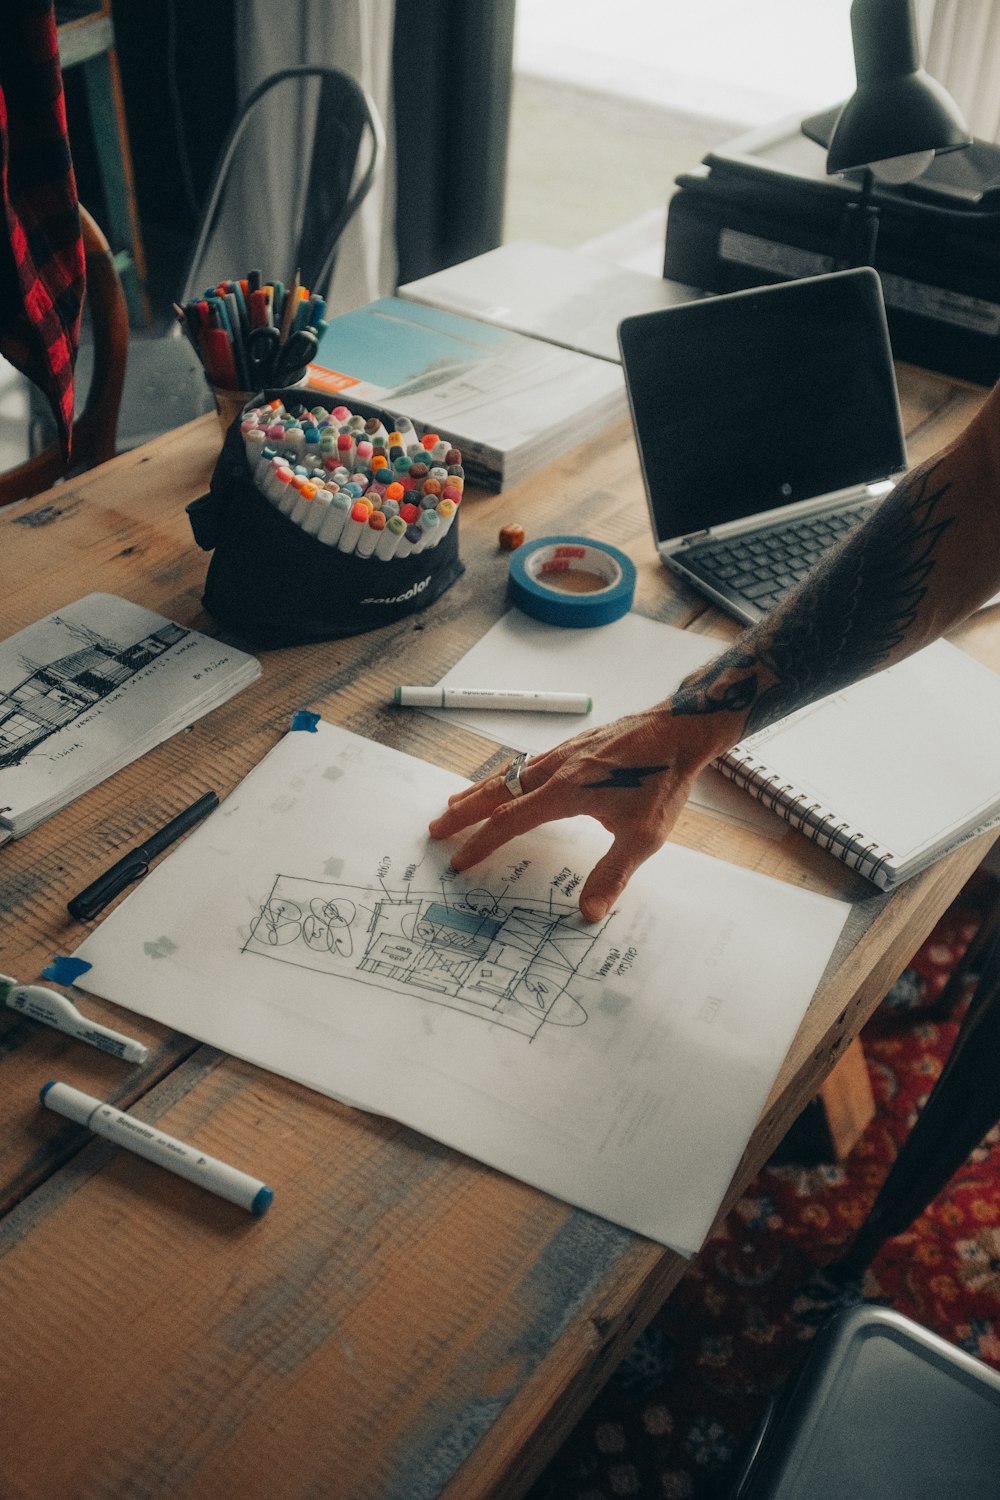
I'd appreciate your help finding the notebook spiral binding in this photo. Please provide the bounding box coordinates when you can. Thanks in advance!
[715,750,896,887]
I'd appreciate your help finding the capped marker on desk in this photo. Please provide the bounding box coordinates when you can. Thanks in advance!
[40,1082,273,1216]
[1,975,149,1063]
[394,687,593,714]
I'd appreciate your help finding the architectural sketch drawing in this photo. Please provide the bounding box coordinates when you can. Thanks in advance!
[246,874,608,1038]
[0,618,188,768]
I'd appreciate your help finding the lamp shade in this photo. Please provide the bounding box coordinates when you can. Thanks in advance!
[826,0,971,174]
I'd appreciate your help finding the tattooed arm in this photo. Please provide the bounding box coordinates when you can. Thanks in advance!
[429,383,1000,920]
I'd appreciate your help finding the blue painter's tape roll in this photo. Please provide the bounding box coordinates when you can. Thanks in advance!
[507,536,636,627]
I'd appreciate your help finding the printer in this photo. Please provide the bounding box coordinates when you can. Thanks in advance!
[663,108,1000,385]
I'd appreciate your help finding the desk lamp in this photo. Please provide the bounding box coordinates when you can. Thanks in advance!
[826,0,971,266]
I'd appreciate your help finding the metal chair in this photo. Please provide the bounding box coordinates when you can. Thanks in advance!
[0,204,128,506]
[731,1304,1000,1499]
[115,65,385,449]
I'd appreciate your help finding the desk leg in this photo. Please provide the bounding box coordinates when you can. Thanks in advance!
[835,922,1000,1277]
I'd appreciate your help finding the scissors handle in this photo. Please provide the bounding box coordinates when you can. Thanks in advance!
[248,326,280,384]
[273,328,319,386]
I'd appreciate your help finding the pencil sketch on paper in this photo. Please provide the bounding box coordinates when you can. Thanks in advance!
[0,616,188,768]
[245,873,613,1040]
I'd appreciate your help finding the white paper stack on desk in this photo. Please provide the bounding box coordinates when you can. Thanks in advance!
[397,238,702,362]
[0,593,260,842]
[307,294,628,490]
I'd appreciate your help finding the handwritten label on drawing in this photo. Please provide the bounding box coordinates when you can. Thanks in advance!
[597,945,637,979]
[551,866,582,899]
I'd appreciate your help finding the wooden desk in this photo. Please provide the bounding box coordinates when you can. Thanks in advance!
[1,366,997,1499]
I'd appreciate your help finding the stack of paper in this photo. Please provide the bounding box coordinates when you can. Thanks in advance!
[0,593,260,842]
[307,296,627,490]
[398,238,701,363]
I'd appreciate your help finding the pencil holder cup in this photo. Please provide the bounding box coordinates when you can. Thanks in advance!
[187,388,464,649]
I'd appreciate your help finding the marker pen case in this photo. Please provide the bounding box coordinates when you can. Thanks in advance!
[186,389,463,649]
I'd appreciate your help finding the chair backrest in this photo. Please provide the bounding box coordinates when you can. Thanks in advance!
[0,205,128,507]
[177,65,386,307]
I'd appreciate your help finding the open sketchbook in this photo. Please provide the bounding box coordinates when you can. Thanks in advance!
[72,720,850,1255]
[306,296,626,490]
[716,639,1000,889]
[0,594,259,843]
[397,239,701,363]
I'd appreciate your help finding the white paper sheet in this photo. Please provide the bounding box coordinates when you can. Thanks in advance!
[73,722,850,1255]
[423,610,781,837]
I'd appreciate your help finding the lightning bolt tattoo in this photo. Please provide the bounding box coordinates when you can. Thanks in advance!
[582,764,671,789]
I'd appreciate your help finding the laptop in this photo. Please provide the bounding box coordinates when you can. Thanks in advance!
[618,268,908,623]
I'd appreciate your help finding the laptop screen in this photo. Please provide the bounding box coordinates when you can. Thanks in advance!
[618,268,907,543]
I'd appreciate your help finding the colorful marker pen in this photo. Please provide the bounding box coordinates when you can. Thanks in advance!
[2,975,149,1062]
[394,687,593,713]
[302,487,332,536]
[317,490,352,545]
[40,1082,273,1215]
[375,513,406,560]
[337,499,370,554]
[355,509,385,558]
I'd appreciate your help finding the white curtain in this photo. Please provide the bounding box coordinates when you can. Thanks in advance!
[231,0,397,312]
[918,0,1000,141]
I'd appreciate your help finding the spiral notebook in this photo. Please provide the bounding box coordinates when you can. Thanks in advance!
[715,640,1000,889]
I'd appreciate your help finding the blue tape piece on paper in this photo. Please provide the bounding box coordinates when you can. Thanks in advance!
[42,956,93,984]
[507,535,636,628]
[291,710,321,732]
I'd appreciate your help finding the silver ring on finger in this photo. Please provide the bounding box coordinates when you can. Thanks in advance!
[502,751,530,799]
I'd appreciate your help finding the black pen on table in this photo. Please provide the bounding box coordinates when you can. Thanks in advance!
[68,791,219,922]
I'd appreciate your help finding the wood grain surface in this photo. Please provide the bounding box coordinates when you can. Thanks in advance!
[1,366,997,1500]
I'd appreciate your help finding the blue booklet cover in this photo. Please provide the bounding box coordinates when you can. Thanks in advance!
[308,297,625,489]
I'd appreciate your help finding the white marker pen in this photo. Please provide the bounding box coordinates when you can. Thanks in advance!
[1,975,149,1063]
[40,1082,274,1215]
[393,687,593,713]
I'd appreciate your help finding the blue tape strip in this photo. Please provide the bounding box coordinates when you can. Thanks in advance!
[42,956,93,984]
[507,535,636,628]
[291,710,321,732]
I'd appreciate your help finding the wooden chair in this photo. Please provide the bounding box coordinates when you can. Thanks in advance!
[0,204,128,507]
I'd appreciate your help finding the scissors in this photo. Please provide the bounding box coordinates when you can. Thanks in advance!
[247,325,281,385]
[272,328,319,386]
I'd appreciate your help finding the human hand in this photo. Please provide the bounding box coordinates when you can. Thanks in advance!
[427,702,736,923]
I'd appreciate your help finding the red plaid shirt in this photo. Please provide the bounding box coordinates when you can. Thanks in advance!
[0,1,85,459]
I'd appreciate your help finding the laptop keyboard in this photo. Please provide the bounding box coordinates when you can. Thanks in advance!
[681,502,875,613]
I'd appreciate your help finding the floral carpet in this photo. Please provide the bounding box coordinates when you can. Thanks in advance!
[527,874,1000,1500]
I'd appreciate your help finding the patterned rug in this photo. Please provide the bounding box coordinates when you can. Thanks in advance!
[528,873,1000,1500]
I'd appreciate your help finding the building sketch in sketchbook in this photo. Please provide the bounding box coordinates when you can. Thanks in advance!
[0,618,188,769]
[245,873,612,1039]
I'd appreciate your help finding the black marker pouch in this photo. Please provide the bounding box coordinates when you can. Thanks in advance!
[187,389,463,650]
